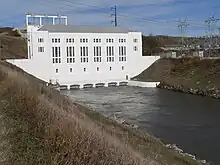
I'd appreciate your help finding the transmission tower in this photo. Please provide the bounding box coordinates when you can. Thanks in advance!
[217,28,220,47]
[111,5,117,26]
[178,18,189,56]
[205,15,219,56]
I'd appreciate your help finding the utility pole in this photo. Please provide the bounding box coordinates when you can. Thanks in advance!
[205,15,219,56]
[178,18,189,56]
[111,5,117,26]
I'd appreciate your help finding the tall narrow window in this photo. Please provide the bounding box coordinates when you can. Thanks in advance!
[94,46,101,62]
[134,46,138,51]
[119,46,126,62]
[38,47,44,52]
[38,38,44,43]
[67,46,75,63]
[52,47,61,64]
[80,46,89,63]
[133,39,138,43]
[107,46,114,62]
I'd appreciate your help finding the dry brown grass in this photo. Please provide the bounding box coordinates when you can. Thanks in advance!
[0,63,144,165]
[134,57,220,90]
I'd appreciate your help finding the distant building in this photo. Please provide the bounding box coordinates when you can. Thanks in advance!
[193,51,204,57]
[159,51,176,58]
[7,14,160,88]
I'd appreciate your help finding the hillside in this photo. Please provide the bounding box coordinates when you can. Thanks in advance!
[0,27,27,59]
[133,57,220,98]
[142,35,210,56]
[142,35,180,55]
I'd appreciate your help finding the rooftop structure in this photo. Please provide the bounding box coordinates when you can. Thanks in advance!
[25,13,68,27]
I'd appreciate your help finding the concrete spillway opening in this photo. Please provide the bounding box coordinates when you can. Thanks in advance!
[119,81,128,86]
[95,83,105,88]
[60,85,68,90]
[70,84,80,90]
[108,82,117,87]
[83,84,93,88]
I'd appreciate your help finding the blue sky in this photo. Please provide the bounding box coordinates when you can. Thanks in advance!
[0,0,220,36]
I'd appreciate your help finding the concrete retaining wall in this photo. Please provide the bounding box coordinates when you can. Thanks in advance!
[127,81,160,88]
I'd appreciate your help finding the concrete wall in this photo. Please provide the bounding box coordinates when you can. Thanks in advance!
[127,81,160,88]
[7,30,160,86]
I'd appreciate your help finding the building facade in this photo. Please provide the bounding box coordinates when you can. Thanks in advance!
[7,14,160,88]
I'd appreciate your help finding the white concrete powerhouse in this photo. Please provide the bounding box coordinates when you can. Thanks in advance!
[7,14,160,88]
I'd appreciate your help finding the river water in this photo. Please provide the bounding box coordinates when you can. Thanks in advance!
[61,87,220,164]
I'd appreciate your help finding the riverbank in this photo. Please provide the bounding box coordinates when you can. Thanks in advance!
[133,57,220,99]
[0,60,207,165]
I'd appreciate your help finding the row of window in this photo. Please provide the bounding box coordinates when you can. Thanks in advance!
[106,38,114,43]
[94,38,101,43]
[51,46,128,64]
[55,66,125,73]
[119,39,126,43]
[38,38,44,43]
[52,38,61,43]
[38,46,138,54]
[80,38,88,43]
[66,38,74,43]
[40,38,138,43]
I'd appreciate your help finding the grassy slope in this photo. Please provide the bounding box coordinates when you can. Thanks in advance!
[0,28,27,59]
[0,60,203,165]
[133,57,220,90]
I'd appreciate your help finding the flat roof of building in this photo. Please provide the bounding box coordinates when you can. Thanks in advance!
[38,24,136,33]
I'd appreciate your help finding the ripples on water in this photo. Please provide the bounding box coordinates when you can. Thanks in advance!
[62,87,220,165]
